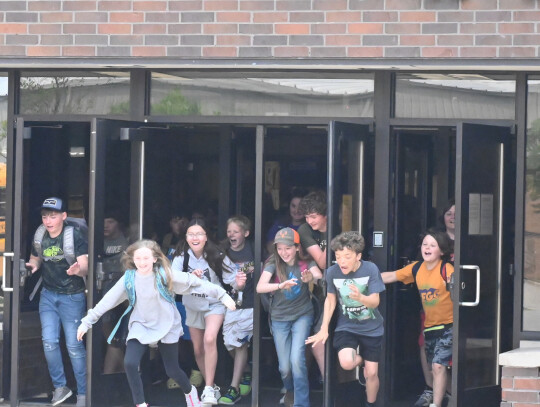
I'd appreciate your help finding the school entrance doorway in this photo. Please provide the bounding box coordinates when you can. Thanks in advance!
[4,117,374,407]
[386,124,515,407]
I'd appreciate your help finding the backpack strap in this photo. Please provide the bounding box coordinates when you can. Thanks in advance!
[412,260,449,286]
[107,270,136,344]
[63,226,76,266]
[182,251,190,273]
[33,224,46,258]
[156,267,175,304]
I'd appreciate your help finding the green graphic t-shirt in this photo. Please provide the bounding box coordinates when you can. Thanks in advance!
[31,226,88,294]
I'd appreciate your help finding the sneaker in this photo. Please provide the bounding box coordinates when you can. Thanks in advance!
[283,391,294,407]
[201,385,217,405]
[136,404,149,407]
[51,387,72,406]
[190,369,204,387]
[414,389,434,407]
[239,373,251,396]
[279,393,286,404]
[185,385,201,407]
[214,385,221,400]
[167,378,180,389]
[76,394,86,407]
[218,386,241,405]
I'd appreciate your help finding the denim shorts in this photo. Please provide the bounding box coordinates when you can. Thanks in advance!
[424,325,453,367]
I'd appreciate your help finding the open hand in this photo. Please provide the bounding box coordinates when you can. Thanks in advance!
[221,294,237,311]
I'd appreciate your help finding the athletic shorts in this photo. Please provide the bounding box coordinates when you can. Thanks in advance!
[424,325,453,367]
[222,308,253,351]
[333,330,383,363]
[185,301,226,330]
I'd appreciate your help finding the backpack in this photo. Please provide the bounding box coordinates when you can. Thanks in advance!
[33,217,88,265]
[107,267,175,344]
[411,260,450,293]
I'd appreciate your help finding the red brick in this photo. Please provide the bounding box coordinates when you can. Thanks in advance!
[348,23,383,34]
[29,24,61,34]
[501,377,514,389]
[28,1,61,11]
[459,46,496,57]
[168,23,201,34]
[385,23,420,34]
[239,1,274,10]
[348,46,383,57]
[400,11,435,22]
[515,378,540,391]
[462,0,497,10]
[311,23,346,34]
[514,11,540,21]
[216,12,251,22]
[98,24,131,34]
[133,24,166,34]
[62,45,95,56]
[386,0,421,10]
[253,12,288,23]
[313,0,347,10]
[500,23,535,34]
[204,1,239,11]
[422,47,458,57]
[0,45,25,55]
[170,1,202,11]
[203,23,237,34]
[275,23,309,34]
[110,12,144,23]
[438,35,473,46]
[0,23,26,34]
[63,24,96,34]
[514,403,540,407]
[363,11,398,22]
[41,12,73,23]
[326,11,362,22]
[500,0,536,9]
[216,34,250,45]
[326,35,361,46]
[63,1,97,11]
[134,1,167,11]
[27,45,61,56]
[401,34,435,46]
[132,46,166,56]
[460,23,496,34]
[98,1,132,10]
[499,47,535,57]
[274,46,309,57]
[202,46,237,56]
[502,389,540,403]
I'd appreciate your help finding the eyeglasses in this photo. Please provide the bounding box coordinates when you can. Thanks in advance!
[186,232,206,238]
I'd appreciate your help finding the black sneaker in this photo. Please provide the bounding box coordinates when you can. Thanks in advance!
[413,389,433,407]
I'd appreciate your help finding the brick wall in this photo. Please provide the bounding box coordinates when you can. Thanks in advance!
[501,367,540,407]
[0,0,538,58]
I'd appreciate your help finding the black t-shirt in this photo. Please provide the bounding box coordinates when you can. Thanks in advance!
[31,226,88,294]
[226,240,255,309]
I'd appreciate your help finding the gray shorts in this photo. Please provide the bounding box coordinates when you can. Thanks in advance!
[186,301,226,330]
[223,308,253,351]
[425,325,453,367]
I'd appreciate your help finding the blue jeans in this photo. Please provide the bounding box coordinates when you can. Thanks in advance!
[271,314,313,407]
[39,288,87,395]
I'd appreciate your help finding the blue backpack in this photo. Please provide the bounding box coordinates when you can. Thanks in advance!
[107,267,175,344]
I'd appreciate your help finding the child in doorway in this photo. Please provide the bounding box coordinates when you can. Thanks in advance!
[76,239,236,407]
[257,227,322,407]
[172,219,239,405]
[218,215,255,405]
[306,231,385,407]
[381,229,454,407]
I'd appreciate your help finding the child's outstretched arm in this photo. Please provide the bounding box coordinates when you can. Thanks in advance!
[381,271,398,284]
[77,276,128,341]
[171,270,236,310]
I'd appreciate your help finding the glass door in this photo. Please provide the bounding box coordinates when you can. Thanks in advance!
[452,123,514,406]
[10,118,91,406]
[326,121,373,407]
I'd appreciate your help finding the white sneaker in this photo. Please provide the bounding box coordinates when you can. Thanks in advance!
[201,385,217,405]
[185,385,201,407]
[213,385,221,400]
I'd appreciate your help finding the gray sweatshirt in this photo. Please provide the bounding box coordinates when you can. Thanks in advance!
[80,268,227,345]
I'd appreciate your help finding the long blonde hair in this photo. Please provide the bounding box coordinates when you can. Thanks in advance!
[121,239,174,291]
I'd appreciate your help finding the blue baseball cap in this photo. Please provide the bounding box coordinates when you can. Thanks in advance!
[41,197,66,212]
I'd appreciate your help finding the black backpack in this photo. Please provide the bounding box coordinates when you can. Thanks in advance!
[411,260,451,294]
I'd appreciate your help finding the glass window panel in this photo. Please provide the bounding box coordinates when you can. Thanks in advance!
[524,77,540,331]
[20,71,130,115]
[395,73,515,119]
[150,73,374,117]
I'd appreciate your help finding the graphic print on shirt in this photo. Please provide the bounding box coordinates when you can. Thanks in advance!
[187,265,211,298]
[230,261,254,298]
[283,270,301,301]
[418,283,442,307]
[335,277,376,321]
[43,245,64,262]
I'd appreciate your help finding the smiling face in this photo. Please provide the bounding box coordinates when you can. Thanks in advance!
[227,221,249,251]
[289,197,304,224]
[41,210,67,238]
[335,247,362,275]
[276,242,298,265]
[421,234,443,264]
[133,247,156,275]
[444,205,455,233]
[305,212,327,232]
[186,224,207,256]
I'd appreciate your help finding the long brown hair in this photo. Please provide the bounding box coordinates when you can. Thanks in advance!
[121,239,174,291]
[266,242,300,285]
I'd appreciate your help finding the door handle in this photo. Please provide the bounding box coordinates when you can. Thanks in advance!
[96,262,104,291]
[1,252,14,292]
[459,265,480,307]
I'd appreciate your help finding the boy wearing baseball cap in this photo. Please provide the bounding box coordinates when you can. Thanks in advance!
[26,197,88,407]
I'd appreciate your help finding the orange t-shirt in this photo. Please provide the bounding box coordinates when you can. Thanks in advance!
[395,260,454,328]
